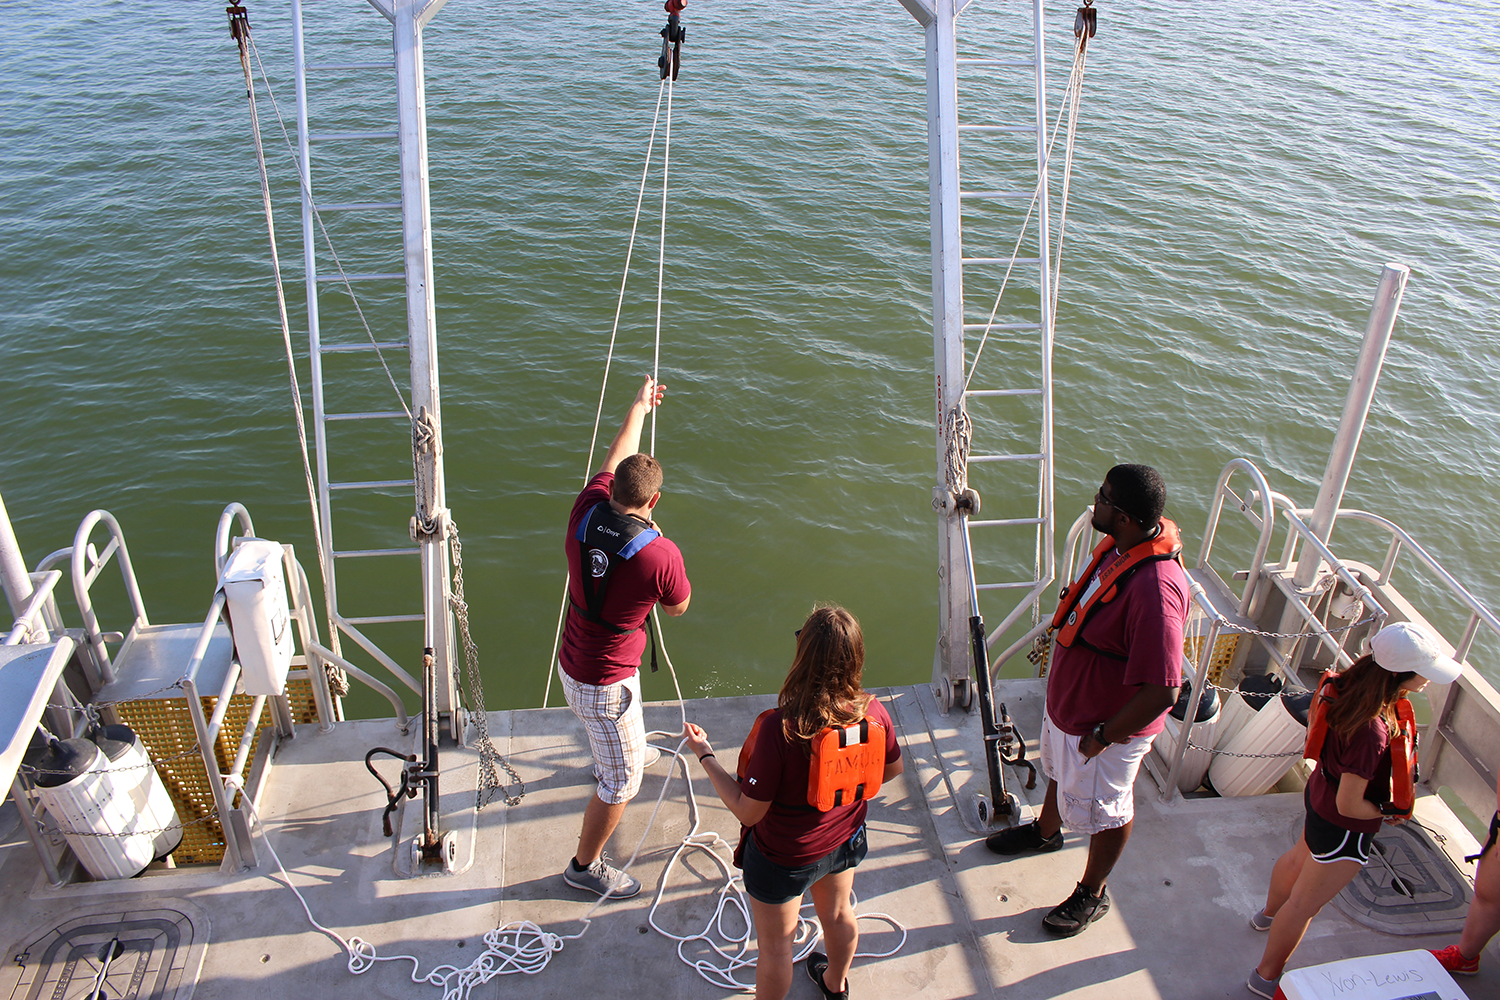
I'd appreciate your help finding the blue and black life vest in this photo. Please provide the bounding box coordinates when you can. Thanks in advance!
[571,501,662,668]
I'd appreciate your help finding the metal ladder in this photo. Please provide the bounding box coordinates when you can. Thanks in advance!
[288,0,447,710]
[912,0,1056,712]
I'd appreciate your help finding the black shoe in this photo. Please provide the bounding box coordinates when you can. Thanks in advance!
[1041,882,1110,936]
[984,821,1063,856]
[806,951,848,1000]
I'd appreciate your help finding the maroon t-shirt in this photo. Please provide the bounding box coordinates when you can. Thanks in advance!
[1308,716,1392,835]
[740,698,900,867]
[1045,550,1190,738]
[560,472,690,686]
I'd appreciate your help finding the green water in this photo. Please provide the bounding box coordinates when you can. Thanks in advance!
[2,1,1498,716]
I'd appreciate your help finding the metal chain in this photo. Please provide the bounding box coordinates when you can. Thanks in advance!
[1204,610,1379,644]
[1184,739,1304,760]
[448,523,525,808]
[37,810,220,841]
[21,744,205,779]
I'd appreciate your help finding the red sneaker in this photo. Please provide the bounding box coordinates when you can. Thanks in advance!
[1429,944,1480,976]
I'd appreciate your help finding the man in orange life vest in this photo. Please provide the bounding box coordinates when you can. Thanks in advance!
[559,376,691,899]
[985,464,1190,936]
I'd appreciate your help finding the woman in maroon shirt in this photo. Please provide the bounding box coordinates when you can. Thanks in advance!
[1247,622,1461,998]
[684,605,902,1000]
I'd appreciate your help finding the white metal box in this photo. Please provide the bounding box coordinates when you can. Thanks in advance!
[219,538,293,696]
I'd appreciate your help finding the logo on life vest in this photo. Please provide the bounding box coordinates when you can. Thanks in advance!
[1067,611,1077,625]
[588,548,609,578]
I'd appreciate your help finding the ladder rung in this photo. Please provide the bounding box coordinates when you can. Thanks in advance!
[343,614,424,625]
[956,58,1035,68]
[977,581,1044,592]
[962,257,1041,265]
[334,548,420,559]
[961,190,1032,200]
[969,453,1044,464]
[329,479,414,491]
[966,389,1042,398]
[962,322,1041,331]
[307,61,395,72]
[309,130,398,142]
[320,340,408,354]
[317,272,404,283]
[958,125,1035,134]
[325,410,409,422]
[317,201,401,212]
[969,517,1046,528]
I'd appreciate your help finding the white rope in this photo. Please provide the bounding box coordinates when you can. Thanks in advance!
[963,32,1090,390]
[650,75,673,456]
[544,78,673,703]
[233,616,905,997]
[233,23,337,672]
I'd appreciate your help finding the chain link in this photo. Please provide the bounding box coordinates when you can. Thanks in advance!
[37,810,220,841]
[21,744,205,779]
[449,523,525,808]
[1183,739,1304,760]
[1202,609,1378,644]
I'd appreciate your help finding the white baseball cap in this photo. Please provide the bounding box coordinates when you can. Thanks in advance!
[1370,621,1462,684]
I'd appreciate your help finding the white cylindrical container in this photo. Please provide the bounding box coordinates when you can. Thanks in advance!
[220,538,293,696]
[91,724,182,859]
[1213,692,1256,750]
[1149,680,1223,793]
[1208,694,1307,797]
[1156,713,1221,794]
[32,738,155,880]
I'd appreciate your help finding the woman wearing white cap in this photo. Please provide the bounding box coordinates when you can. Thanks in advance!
[1246,622,1462,998]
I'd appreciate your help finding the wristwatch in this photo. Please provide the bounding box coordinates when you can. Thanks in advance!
[1089,722,1112,748]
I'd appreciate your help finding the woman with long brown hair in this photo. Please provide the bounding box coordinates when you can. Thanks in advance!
[683,604,903,1000]
[1247,622,1461,997]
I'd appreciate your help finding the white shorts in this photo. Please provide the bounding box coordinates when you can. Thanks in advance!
[560,668,646,805]
[1038,709,1155,834]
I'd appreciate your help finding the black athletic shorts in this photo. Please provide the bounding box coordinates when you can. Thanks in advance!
[1304,801,1375,864]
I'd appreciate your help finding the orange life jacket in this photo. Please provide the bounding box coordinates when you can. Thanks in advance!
[738,708,887,812]
[1303,669,1417,817]
[1051,518,1183,654]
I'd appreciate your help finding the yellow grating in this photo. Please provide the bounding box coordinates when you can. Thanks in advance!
[115,678,319,865]
[1184,633,1242,689]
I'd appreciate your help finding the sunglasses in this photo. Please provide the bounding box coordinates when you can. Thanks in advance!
[1095,486,1140,523]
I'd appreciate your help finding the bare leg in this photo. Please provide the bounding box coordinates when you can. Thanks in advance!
[749,895,803,1000]
[1037,779,1062,839]
[1256,855,1362,979]
[1458,841,1500,960]
[1081,821,1131,894]
[808,868,859,994]
[574,794,627,867]
[1263,836,1312,919]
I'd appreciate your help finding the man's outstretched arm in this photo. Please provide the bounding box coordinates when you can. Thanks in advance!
[598,375,664,476]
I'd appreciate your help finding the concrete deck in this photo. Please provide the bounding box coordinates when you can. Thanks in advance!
[1,682,1494,999]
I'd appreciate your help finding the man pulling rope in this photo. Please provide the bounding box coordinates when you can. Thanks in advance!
[559,376,692,899]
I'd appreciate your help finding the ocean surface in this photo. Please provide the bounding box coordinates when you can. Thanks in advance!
[2,0,1498,717]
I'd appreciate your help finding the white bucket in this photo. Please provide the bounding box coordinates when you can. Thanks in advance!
[1208,692,1307,797]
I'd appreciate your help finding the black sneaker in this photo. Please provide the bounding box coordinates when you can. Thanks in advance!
[1041,882,1110,936]
[984,821,1063,856]
[805,951,848,1000]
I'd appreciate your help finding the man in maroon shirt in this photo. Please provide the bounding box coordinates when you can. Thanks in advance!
[984,464,1189,937]
[559,376,691,899]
